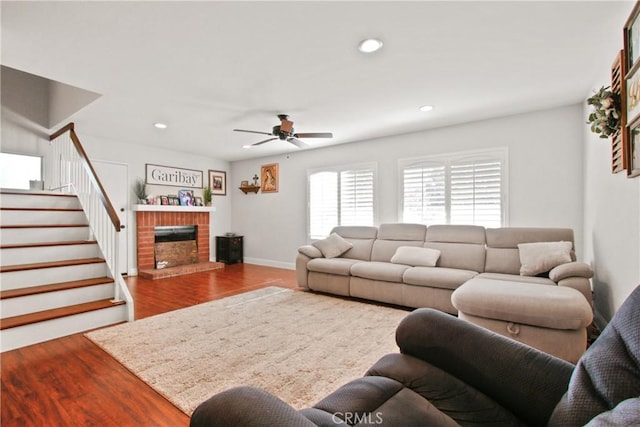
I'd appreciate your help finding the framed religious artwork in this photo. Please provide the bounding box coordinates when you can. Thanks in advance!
[261,163,279,193]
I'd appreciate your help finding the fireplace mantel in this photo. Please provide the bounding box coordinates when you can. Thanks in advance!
[132,205,216,213]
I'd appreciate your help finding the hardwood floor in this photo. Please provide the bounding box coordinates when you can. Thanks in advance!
[1,264,298,427]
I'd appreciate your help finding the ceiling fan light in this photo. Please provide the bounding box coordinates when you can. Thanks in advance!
[358,38,383,53]
[242,145,252,149]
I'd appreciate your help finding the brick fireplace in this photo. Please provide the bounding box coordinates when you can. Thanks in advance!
[135,206,222,279]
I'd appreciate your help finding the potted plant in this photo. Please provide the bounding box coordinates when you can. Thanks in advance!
[203,184,213,206]
[587,86,621,139]
[134,178,149,204]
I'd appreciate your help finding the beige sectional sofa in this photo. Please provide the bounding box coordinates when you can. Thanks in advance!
[296,223,594,362]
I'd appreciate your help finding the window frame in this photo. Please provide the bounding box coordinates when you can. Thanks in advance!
[397,148,509,227]
[307,161,378,241]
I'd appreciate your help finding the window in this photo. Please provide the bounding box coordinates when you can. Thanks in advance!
[0,152,42,190]
[308,164,376,239]
[400,149,507,227]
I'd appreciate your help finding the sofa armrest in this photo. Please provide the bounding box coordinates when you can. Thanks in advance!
[549,262,593,282]
[395,308,574,427]
[190,386,316,427]
[299,245,323,258]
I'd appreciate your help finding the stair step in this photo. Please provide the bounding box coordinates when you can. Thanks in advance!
[1,224,88,229]
[0,277,113,300]
[0,258,105,273]
[0,240,97,250]
[0,190,76,198]
[0,299,125,330]
[0,207,83,212]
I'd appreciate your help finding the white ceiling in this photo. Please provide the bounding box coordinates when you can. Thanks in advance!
[1,1,634,161]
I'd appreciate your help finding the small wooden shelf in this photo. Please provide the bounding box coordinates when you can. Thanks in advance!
[239,185,260,194]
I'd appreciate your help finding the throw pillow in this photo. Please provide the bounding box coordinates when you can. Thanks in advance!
[312,233,353,258]
[390,246,441,267]
[518,241,572,276]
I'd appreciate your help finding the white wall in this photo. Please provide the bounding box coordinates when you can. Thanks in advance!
[231,104,586,269]
[583,95,640,321]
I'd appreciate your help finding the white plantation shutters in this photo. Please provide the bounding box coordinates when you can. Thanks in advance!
[401,150,506,227]
[402,163,446,225]
[450,158,502,227]
[309,164,376,239]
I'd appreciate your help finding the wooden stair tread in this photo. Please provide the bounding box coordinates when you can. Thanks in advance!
[0,190,77,198]
[0,277,114,299]
[0,224,88,229]
[0,299,125,330]
[0,257,105,273]
[0,240,97,250]
[0,207,83,212]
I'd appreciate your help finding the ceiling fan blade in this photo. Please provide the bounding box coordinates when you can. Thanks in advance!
[252,137,278,146]
[287,137,309,148]
[234,129,273,136]
[293,132,333,139]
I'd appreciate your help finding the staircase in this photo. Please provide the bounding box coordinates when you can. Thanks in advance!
[0,190,129,352]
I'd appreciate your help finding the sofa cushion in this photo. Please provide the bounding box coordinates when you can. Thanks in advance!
[313,233,353,258]
[425,224,486,244]
[377,223,427,241]
[424,242,486,273]
[307,258,363,276]
[298,245,323,258]
[351,261,411,282]
[402,267,478,290]
[331,226,378,261]
[391,246,441,267]
[518,241,572,276]
[484,228,576,275]
[452,278,593,330]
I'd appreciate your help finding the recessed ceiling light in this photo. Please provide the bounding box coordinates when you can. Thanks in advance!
[358,38,383,53]
[419,105,434,112]
[154,122,167,129]
[242,145,252,149]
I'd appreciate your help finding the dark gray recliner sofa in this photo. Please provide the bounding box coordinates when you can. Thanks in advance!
[190,285,640,426]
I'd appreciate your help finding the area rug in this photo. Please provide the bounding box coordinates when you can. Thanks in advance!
[86,287,409,415]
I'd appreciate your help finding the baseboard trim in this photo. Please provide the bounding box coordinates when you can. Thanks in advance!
[243,257,295,270]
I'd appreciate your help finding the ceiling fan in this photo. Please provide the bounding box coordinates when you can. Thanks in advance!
[233,114,333,148]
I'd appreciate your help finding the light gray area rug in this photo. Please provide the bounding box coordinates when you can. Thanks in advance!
[86,287,409,415]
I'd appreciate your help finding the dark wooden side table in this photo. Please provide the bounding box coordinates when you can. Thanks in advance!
[216,235,244,264]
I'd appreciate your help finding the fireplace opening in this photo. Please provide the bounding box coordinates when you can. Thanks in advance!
[154,225,198,269]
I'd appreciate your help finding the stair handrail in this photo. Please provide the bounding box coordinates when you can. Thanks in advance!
[49,123,121,231]
[47,122,134,321]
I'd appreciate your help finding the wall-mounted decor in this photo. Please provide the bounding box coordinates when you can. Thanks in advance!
[261,163,279,193]
[146,164,203,189]
[625,2,640,75]
[628,116,640,178]
[209,170,227,196]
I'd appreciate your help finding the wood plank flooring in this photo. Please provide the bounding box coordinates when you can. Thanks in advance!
[1,263,298,427]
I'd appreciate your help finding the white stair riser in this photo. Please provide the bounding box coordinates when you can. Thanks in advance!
[1,210,87,226]
[0,304,128,352]
[1,283,115,318]
[1,226,92,245]
[0,194,80,209]
[1,243,101,265]
[1,263,108,290]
